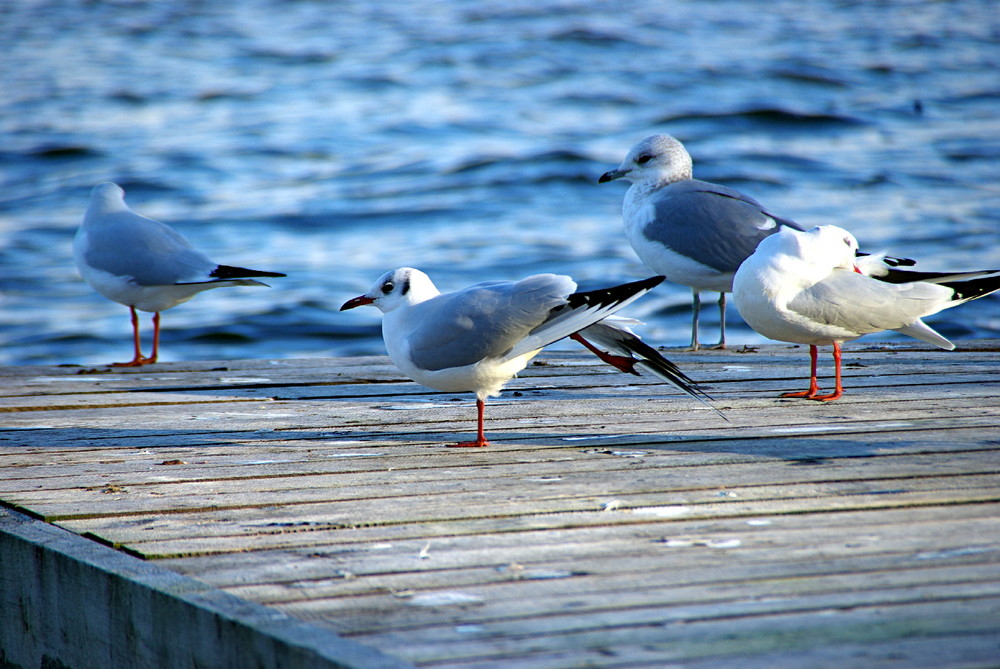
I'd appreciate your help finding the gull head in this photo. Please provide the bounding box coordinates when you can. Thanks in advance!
[340,267,438,314]
[88,182,129,214]
[808,225,860,271]
[599,134,693,186]
[755,225,860,272]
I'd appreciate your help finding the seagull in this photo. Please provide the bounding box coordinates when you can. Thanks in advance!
[74,182,286,366]
[340,268,714,447]
[599,134,806,351]
[732,224,1000,401]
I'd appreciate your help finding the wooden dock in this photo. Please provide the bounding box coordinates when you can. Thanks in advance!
[2,341,999,668]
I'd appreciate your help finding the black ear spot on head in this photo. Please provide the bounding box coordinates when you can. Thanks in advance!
[400,277,410,295]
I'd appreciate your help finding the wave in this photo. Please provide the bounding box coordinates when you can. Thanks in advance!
[661,107,867,129]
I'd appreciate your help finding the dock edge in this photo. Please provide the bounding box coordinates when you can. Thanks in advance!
[0,506,413,669]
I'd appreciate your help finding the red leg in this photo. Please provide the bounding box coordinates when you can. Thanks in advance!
[570,333,639,375]
[450,398,490,447]
[110,306,146,367]
[811,342,844,401]
[781,344,822,398]
[110,308,159,367]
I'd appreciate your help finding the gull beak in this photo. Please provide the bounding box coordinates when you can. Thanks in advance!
[340,295,375,311]
[598,168,628,184]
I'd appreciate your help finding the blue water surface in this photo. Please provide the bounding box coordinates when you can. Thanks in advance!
[1,0,998,366]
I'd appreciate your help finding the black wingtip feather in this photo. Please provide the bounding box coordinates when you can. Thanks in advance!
[616,335,712,401]
[874,268,1000,302]
[210,265,287,279]
[939,272,1000,302]
[856,251,916,268]
[565,275,665,310]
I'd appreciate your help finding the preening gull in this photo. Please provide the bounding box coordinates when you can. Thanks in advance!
[74,182,286,366]
[733,225,1000,400]
[341,268,714,447]
[599,134,805,350]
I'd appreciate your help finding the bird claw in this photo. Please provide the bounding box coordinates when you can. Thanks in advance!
[780,388,842,401]
[809,391,843,402]
[109,356,157,367]
[780,389,820,399]
[449,439,489,448]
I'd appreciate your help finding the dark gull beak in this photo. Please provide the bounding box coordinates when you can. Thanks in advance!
[598,168,628,184]
[340,295,375,311]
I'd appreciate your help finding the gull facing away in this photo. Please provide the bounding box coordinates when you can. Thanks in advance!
[733,225,1000,401]
[341,268,714,448]
[599,134,806,351]
[74,183,286,366]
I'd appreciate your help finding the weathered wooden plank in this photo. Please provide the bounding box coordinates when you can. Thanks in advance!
[151,504,1000,589]
[12,441,996,508]
[56,486,1000,562]
[15,457,998,527]
[234,546,1000,616]
[2,343,996,406]
[339,596,1000,666]
[306,577,1000,643]
[1,392,996,458]
[423,632,1000,669]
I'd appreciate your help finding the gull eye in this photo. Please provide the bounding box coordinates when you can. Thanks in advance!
[636,154,653,165]
[381,280,395,294]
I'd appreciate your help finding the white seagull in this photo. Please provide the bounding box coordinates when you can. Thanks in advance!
[341,268,714,447]
[74,182,286,366]
[599,134,806,351]
[733,225,1000,401]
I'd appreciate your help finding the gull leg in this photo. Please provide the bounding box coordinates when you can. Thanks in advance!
[570,333,640,375]
[689,290,701,351]
[451,398,490,447]
[144,312,161,364]
[811,342,844,401]
[111,306,151,367]
[708,292,727,350]
[781,345,822,398]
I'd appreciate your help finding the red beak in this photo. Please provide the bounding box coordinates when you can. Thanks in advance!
[340,295,375,311]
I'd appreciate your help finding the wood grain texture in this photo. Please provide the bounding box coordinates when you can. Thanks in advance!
[2,341,999,667]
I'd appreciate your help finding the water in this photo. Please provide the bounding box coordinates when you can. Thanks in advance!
[2,0,998,367]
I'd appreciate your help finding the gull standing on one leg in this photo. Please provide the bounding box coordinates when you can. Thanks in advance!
[341,268,714,447]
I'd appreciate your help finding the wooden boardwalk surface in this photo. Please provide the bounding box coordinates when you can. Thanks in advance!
[2,341,1000,667]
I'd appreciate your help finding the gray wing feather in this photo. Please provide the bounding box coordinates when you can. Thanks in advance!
[645,179,804,273]
[406,275,574,371]
[788,270,953,335]
[83,211,215,285]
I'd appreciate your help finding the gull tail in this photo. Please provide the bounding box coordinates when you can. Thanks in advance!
[574,318,727,421]
[176,264,288,287]
[893,320,954,350]
[210,265,287,279]
[880,269,1000,350]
